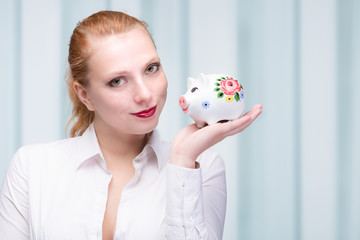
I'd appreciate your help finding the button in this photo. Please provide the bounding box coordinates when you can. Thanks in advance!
[136,170,142,177]
[119,227,127,233]
[189,216,193,223]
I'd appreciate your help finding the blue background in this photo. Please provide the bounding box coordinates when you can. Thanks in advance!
[0,0,359,239]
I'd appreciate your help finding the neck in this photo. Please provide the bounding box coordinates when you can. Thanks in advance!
[93,120,147,172]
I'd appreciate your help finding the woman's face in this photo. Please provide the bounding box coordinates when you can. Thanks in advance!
[83,28,168,136]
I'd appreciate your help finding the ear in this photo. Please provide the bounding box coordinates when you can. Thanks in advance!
[73,82,95,111]
[187,77,196,89]
[199,73,209,87]
[199,73,207,81]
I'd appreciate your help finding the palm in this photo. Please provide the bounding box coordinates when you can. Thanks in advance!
[170,104,263,168]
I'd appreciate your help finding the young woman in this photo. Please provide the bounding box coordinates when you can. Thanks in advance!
[0,11,262,239]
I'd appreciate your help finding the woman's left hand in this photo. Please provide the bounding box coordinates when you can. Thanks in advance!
[170,104,263,168]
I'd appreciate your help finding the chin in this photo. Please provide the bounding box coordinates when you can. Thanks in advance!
[132,118,159,135]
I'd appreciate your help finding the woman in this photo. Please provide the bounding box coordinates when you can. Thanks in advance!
[0,11,262,239]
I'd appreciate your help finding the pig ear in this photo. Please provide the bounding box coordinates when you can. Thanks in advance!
[187,77,196,89]
[199,73,207,82]
[199,73,209,87]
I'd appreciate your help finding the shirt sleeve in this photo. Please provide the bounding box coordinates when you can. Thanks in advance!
[0,149,30,239]
[165,153,227,240]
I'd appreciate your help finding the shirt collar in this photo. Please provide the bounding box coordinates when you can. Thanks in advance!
[73,124,105,170]
[145,128,170,171]
[73,124,169,171]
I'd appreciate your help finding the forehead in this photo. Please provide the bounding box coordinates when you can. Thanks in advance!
[87,28,158,77]
[89,26,153,48]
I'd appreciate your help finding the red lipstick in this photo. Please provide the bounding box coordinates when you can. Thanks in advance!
[131,106,157,118]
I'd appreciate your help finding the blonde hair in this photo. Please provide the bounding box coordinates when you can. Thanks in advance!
[66,11,152,137]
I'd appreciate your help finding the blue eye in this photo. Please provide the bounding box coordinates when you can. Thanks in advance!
[108,78,125,87]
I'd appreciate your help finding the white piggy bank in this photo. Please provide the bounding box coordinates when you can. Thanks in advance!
[179,73,246,128]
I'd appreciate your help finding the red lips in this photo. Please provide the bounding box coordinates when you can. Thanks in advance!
[131,106,157,118]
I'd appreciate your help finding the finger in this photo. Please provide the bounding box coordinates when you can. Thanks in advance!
[224,115,253,136]
[249,106,263,120]
[203,114,252,139]
[243,104,263,118]
[175,104,262,146]
[223,107,262,136]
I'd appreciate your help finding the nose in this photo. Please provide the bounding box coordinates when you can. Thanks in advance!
[134,79,152,103]
[179,96,187,108]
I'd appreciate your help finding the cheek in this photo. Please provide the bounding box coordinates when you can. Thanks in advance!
[108,97,126,109]
[92,91,127,112]
[158,77,168,98]
[149,76,167,100]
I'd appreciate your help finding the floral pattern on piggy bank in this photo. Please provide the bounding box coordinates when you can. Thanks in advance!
[179,73,246,128]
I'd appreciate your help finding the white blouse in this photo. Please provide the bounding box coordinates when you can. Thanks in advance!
[0,124,227,240]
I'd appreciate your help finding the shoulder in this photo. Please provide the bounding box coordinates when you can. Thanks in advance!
[13,137,82,171]
[18,137,81,159]
[3,137,82,188]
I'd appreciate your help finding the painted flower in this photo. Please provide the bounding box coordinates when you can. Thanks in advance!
[202,101,210,109]
[225,96,234,102]
[220,78,241,96]
[240,90,244,99]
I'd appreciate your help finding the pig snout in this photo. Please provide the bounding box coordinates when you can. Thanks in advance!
[179,96,189,113]
[179,96,187,107]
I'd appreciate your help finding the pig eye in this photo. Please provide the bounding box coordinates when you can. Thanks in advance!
[191,87,198,93]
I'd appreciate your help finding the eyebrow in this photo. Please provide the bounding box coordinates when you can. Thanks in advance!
[145,56,161,65]
[104,56,161,79]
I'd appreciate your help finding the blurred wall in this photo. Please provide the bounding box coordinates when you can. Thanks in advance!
[0,0,359,239]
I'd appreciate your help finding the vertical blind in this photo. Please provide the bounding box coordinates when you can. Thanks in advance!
[0,0,359,239]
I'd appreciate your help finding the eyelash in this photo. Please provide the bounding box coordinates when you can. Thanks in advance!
[146,62,161,74]
[107,62,161,87]
[108,78,125,87]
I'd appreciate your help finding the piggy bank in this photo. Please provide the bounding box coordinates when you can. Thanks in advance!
[179,73,245,128]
